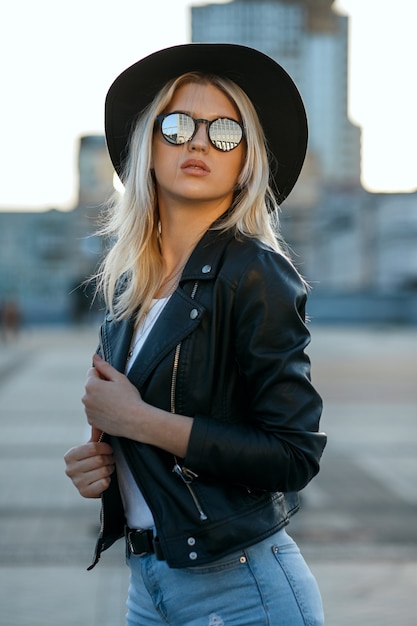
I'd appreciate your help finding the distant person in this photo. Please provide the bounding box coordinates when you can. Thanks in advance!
[65,44,327,625]
[1,300,21,341]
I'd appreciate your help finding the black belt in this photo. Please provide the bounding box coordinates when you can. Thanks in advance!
[125,527,165,560]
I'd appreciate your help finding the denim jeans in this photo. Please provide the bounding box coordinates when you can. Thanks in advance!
[125,528,324,625]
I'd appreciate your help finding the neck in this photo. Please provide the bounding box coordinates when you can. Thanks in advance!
[153,212,202,299]
[157,198,229,270]
[158,214,210,272]
[153,239,193,299]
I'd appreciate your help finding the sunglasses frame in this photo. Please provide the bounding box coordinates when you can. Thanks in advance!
[156,111,245,152]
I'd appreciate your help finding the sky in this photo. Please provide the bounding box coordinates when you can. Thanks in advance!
[1,0,416,211]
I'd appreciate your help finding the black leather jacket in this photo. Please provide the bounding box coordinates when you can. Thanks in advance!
[89,227,326,569]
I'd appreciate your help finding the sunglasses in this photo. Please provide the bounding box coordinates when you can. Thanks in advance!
[156,111,245,152]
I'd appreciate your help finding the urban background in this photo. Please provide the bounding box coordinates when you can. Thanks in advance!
[1,0,416,329]
[1,2,416,625]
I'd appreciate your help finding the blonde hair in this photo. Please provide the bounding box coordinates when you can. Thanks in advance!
[97,72,290,324]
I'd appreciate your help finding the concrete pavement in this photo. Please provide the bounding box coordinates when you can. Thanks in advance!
[0,324,416,625]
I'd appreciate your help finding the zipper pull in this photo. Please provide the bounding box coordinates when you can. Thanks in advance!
[173,463,196,484]
[172,463,207,521]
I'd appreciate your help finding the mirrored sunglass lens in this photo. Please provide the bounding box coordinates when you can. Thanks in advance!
[161,113,195,144]
[210,119,243,151]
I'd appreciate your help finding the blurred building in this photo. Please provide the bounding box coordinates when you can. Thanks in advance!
[191,0,417,323]
[0,136,113,324]
[192,0,361,190]
[0,1,416,325]
[77,135,114,208]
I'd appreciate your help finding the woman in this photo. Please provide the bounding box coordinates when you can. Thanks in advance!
[65,43,327,625]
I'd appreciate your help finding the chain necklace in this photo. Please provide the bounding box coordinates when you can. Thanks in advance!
[157,262,187,298]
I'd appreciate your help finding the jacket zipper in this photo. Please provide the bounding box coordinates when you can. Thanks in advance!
[87,425,106,568]
[172,462,207,521]
[95,333,107,560]
[171,281,208,522]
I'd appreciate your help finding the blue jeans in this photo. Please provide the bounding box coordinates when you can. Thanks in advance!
[125,528,324,625]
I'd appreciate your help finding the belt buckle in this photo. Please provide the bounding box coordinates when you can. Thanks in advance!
[126,528,149,557]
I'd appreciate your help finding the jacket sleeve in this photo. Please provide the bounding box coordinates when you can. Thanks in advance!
[184,249,326,493]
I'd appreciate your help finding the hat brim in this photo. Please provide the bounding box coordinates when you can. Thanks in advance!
[105,43,308,205]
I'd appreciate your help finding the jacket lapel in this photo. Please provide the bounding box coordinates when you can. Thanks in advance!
[126,287,204,390]
[101,226,234,389]
[100,316,133,372]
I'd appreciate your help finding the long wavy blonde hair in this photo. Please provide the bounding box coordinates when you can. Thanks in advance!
[96,72,290,325]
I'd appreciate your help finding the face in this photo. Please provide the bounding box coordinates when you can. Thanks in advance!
[152,82,245,217]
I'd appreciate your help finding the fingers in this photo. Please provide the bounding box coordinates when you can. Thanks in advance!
[83,356,140,438]
[64,457,114,498]
[65,441,114,463]
[64,442,115,499]
[92,353,118,381]
[83,355,121,406]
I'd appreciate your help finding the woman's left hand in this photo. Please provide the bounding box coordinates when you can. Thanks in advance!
[82,353,143,439]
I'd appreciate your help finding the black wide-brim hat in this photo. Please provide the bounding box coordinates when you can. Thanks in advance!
[105,43,308,205]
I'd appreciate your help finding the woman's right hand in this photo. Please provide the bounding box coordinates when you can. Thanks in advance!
[64,433,115,498]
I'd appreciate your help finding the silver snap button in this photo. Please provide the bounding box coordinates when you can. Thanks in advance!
[201,264,212,274]
[187,537,196,546]
[189,551,198,560]
[240,556,247,564]
[190,308,198,320]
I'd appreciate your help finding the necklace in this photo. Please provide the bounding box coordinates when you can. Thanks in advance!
[157,260,188,297]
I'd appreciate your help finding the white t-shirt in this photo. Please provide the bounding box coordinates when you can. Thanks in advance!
[111,297,170,529]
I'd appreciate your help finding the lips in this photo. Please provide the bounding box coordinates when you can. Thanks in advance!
[181,159,210,175]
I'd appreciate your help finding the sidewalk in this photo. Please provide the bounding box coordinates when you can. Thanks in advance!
[0,327,128,625]
[0,324,416,625]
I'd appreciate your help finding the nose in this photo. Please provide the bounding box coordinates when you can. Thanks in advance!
[188,121,209,152]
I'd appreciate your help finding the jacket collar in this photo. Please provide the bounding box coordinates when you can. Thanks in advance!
[179,223,234,287]
[100,225,235,387]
